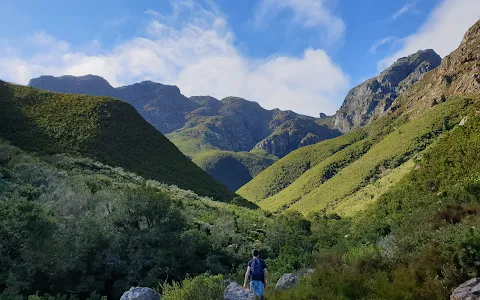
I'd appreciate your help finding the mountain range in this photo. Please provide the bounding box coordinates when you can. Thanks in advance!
[28,48,442,190]
[2,17,480,300]
[29,76,341,158]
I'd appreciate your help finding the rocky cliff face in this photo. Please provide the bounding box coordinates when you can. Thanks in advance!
[254,118,340,157]
[28,76,339,158]
[389,19,480,115]
[334,49,442,133]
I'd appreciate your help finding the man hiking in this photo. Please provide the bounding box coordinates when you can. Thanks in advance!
[243,249,269,299]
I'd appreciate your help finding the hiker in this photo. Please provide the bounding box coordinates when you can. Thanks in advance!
[243,249,269,300]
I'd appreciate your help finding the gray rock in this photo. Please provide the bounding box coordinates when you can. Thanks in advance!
[459,116,469,126]
[275,273,299,290]
[334,49,442,133]
[224,282,255,300]
[120,287,161,300]
[451,278,480,300]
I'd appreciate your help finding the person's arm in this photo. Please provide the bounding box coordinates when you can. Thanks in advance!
[243,266,251,288]
[264,268,269,287]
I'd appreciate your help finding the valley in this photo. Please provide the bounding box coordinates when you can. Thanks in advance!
[1,5,479,300]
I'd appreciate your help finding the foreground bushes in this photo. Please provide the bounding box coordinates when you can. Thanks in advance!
[162,274,224,300]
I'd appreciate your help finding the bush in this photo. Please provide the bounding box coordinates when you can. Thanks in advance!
[161,274,224,300]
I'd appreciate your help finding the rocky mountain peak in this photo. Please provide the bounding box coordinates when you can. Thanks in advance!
[392,20,480,114]
[461,19,480,46]
[334,49,441,133]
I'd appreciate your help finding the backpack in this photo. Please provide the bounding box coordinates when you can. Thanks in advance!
[250,258,264,281]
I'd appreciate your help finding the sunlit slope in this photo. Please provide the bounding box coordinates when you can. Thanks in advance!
[236,131,366,202]
[259,98,477,214]
[239,20,480,215]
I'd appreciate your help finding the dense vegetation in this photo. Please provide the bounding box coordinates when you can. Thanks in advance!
[261,98,476,214]
[0,139,304,299]
[157,112,480,300]
[0,81,233,201]
[192,150,278,190]
[267,111,480,299]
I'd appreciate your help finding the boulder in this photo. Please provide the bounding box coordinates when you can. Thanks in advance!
[451,278,480,300]
[275,273,299,290]
[459,116,469,126]
[120,287,161,300]
[224,282,255,300]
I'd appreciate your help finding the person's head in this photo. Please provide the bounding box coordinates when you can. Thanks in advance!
[252,249,260,258]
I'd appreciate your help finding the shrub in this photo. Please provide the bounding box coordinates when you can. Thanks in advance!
[161,274,224,300]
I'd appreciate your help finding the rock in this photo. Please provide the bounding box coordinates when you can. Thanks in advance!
[459,116,469,126]
[334,49,442,133]
[451,278,480,300]
[275,273,299,290]
[120,287,161,300]
[254,118,341,157]
[319,113,328,119]
[224,282,255,300]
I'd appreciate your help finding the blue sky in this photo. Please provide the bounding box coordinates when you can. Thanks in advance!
[0,0,479,115]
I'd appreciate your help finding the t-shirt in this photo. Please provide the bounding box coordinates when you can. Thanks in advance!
[248,258,267,283]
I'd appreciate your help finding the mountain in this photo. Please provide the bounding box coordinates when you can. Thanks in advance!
[29,75,200,133]
[0,80,235,201]
[238,21,480,216]
[192,149,278,191]
[28,76,341,158]
[334,49,442,133]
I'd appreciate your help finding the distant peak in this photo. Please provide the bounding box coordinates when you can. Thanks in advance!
[29,74,113,88]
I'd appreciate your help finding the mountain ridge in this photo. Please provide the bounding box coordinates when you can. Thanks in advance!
[28,75,341,158]
[0,80,236,202]
[334,49,442,132]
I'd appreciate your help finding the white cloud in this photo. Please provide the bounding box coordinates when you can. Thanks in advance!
[0,0,349,116]
[253,0,345,44]
[379,0,480,70]
[368,36,397,54]
[391,2,416,21]
[144,9,162,18]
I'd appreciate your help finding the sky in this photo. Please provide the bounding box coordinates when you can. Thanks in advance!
[0,0,479,116]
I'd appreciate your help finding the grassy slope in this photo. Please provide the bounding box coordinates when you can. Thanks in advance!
[193,150,278,191]
[259,98,475,214]
[237,131,366,202]
[0,81,235,202]
[334,159,415,216]
[267,107,480,300]
[241,21,480,215]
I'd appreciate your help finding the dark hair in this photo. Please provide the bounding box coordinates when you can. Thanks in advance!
[252,249,260,257]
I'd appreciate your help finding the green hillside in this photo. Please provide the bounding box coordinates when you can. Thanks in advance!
[239,19,480,216]
[0,81,235,201]
[193,150,278,190]
[0,139,272,299]
[237,130,367,202]
[262,98,476,214]
[269,102,480,300]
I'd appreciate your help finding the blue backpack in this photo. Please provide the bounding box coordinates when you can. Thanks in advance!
[250,258,264,281]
